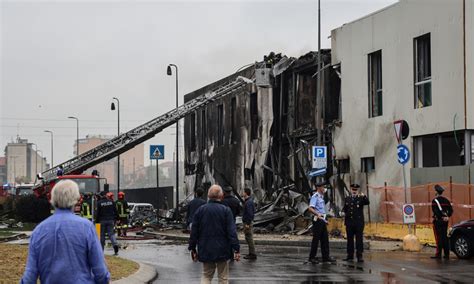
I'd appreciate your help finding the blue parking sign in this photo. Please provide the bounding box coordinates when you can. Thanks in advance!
[312,146,327,169]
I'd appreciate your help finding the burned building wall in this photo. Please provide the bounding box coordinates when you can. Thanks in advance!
[183,66,275,200]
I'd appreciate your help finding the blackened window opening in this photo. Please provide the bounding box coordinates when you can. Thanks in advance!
[368,50,382,117]
[217,104,224,146]
[250,93,258,140]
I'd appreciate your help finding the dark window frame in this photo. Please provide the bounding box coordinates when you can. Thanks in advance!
[250,92,258,140]
[368,50,383,117]
[361,156,376,172]
[231,97,237,144]
[414,33,432,108]
[201,109,207,149]
[190,112,196,151]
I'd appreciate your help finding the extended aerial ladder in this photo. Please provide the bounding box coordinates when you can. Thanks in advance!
[35,76,252,188]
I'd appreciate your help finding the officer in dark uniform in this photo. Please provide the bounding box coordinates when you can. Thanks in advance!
[342,184,370,262]
[96,191,119,255]
[221,186,241,222]
[431,184,453,259]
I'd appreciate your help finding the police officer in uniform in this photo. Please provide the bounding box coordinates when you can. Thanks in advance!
[221,186,241,223]
[431,184,453,259]
[308,182,336,264]
[115,192,130,237]
[343,184,370,262]
[96,191,119,255]
[81,192,93,221]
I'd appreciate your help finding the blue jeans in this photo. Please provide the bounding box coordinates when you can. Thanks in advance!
[100,220,117,249]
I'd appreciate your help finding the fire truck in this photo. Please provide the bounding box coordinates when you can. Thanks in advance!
[31,77,250,218]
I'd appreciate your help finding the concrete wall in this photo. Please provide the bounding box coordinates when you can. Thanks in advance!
[330,0,471,188]
[410,165,471,186]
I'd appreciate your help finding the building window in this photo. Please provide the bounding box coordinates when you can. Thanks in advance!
[338,158,350,174]
[414,131,465,168]
[368,50,382,117]
[250,93,258,140]
[201,109,207,149]
[217,104,224,146]
[231,97,237,144]
[190,113,196,151]
[361,157,375,172]
[414,33,431,108]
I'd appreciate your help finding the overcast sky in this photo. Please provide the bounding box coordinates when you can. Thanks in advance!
[0,0,397,167]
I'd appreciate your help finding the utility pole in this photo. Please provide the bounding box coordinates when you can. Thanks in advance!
[317,0,322,147]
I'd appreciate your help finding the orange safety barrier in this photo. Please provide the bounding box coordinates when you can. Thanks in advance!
[370,182,474,225]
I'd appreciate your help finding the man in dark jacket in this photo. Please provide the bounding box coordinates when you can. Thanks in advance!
[187,187,206,231]
[95,191,119,255]
[342,184,370,262]
[221,186,241,222]
[431,184,453,259]
[188,185,240,283]
[242,188,256,260]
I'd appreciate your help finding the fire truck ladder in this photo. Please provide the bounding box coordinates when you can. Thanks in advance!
[37,77,251,186]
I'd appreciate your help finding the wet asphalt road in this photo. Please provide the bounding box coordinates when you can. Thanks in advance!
[111,240,474,283]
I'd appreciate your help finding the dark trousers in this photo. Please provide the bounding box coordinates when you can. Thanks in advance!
[309,219,329,260]
[433,220,449,256]
[346,223,364,259]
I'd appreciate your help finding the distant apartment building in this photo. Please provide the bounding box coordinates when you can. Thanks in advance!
[330,0,474,190]
[76,135,145,189]
[0,157,7,185]
[4,137,48,184]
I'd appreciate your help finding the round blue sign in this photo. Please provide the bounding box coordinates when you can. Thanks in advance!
[404,204,414,215]
[397,144,410,165]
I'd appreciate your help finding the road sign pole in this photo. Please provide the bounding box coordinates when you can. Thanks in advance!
[156,159,159,189]
[400,142,412,234]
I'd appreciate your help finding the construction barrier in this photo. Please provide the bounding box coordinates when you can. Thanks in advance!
[370,181,474,226]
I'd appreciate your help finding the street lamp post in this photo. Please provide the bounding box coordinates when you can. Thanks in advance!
[167,63,179,208]
[68,116,79,156]
[111,98,120,192]
[44,130,54,167]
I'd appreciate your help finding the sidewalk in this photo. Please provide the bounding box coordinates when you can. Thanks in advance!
[144,229,405,251]
[112,262,157,284]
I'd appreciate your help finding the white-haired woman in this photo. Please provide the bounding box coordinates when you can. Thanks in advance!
[21,179,110,284]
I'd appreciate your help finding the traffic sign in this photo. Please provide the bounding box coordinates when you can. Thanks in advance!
[403,203,416,224]
[312,146,327,169]
[397,144,410,165]
[150,145,164,160]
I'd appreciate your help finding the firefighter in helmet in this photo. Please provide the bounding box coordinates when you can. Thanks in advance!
[115,192,130,237]
[81,192,93,221]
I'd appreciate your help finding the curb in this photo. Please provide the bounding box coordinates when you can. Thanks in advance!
[112,262,157,284]
[144,232,370,250]
[0,233,28,243]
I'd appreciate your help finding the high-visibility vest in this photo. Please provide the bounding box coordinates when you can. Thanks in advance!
[81,202,92,220]
[116,201,129,218]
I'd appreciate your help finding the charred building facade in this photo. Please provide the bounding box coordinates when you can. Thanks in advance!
[183,51,341,210]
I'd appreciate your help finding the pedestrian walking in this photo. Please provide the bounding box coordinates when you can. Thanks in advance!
[188,184,240,284]
[187,186,207,231]
[308,182,336,264]
[431,184,453,259]
[21,180,110,284]
[221,186,241,222]
[242,187,257,260]
[96,191,119,255]
[342,184,370,262]
[115,191,130,237]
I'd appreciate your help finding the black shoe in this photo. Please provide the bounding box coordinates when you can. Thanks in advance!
[443,255,449,259]
[357,258,364,263]
[113,245,119,255]
[308,258,319,264]
[343,257,354,262]
[244,254,257,260]
[322,257,336,263]
[430,255,441,259]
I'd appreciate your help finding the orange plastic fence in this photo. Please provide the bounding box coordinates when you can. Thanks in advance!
[370,182,474,225]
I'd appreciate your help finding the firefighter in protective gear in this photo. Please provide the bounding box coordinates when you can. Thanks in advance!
[115,192,130,237]
[81,192,93,221]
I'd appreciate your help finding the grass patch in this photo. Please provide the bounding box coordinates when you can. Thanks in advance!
[0,231,15,237]
[0,244,139,282]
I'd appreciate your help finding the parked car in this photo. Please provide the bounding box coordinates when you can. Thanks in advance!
[448,219,474,259]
